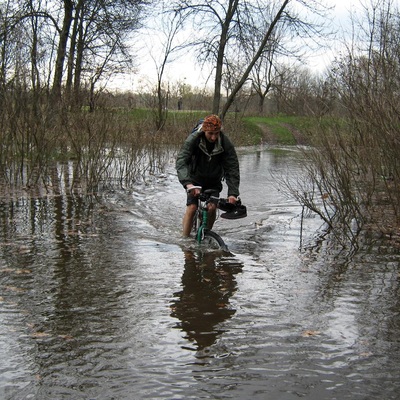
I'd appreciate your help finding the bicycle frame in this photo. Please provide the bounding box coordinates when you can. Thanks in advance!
[188,187,226,250]
[186,186,245,252]
[195,196,210,244]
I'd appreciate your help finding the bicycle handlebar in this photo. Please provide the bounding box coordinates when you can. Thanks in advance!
[186,186,246,219]
[187,186,238,204]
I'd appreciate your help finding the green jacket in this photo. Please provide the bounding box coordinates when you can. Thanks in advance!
[176,130,240,197]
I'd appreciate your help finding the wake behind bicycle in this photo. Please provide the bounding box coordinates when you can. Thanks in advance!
[187,186,247,251]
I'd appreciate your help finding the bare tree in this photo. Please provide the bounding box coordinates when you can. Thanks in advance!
[0,0,148,106]
[145,7,189,129]
[66,0,145,109]
[52,0,73,101]
[286,0,400,244]
[172,0,241,116]
[172,0,329,119]
[250,36,278,115]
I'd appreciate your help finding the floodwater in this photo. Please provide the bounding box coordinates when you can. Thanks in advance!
[1,146,400,400]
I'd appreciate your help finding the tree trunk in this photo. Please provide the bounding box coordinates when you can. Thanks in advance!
[212,0,239,116]
[66,0,83,106]
[52,0,74,102]
[73,9,85,108]
[221,0,289,120]
[258,95,265,115]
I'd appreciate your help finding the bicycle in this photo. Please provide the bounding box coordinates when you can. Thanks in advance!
[188,186,246,251]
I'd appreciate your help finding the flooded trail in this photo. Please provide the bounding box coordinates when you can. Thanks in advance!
[1,146,400,399]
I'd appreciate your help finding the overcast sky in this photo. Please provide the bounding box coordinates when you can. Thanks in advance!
[107,0,397,92]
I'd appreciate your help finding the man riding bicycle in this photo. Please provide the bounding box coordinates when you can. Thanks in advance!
[176,114,241,237]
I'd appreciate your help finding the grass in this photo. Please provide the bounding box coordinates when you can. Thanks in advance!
[124,108,319,146]
[242,115,316,145]
[135,110,316,146]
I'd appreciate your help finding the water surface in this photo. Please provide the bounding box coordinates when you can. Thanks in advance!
[1,146,399,399]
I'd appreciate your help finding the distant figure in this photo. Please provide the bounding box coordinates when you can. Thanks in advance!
[178,98,183,110]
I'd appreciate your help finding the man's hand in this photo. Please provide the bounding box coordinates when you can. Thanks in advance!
[186,184,201,196]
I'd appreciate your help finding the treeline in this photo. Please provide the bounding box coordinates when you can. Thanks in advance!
[0,1,334,115]
[98,64,338,119]
[0,0,145,109]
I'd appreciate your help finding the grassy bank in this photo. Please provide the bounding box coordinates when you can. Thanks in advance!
[168,111,315,146]
[140,110,314,146]
[240,115,316,145]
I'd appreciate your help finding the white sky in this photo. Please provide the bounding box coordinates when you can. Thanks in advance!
[106,0,396,92]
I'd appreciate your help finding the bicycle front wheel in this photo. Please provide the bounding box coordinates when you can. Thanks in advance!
[201,230,228,251]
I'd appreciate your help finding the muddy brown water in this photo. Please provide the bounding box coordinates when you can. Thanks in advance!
[1,146,399,399]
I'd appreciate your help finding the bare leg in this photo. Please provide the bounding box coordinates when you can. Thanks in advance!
[182,204,197,237]
[207,203,217,230]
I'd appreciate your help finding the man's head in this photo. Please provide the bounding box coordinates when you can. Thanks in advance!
[202,114,222,143]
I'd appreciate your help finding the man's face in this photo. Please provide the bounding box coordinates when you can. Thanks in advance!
[204,130,220,143]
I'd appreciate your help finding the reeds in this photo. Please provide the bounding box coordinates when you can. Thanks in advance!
[0,92,179,198]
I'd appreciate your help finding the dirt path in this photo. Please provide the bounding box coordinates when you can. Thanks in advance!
[256,123,278,144]
[257,122,307,145]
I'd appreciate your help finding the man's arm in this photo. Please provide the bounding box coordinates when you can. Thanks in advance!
[175,133,198,188]
[222,137,240,198]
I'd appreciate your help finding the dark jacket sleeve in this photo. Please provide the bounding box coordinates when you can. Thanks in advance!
[222,135,240,197]
[175,132,198,188]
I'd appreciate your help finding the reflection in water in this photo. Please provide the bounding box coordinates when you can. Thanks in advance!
[171,250,243,351]
[1,149,400,399]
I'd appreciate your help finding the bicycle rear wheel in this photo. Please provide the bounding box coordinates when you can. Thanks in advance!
[201,230,228,251]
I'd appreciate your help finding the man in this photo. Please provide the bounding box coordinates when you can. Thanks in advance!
[176,114,240,236]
